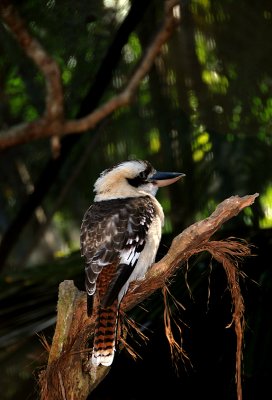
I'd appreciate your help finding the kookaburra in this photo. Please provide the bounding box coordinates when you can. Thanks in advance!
[80,159,184,367]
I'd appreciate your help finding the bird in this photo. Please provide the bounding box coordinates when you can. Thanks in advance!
[80,159,184,367]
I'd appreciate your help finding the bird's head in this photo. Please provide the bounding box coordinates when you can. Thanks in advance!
[93,160,185,201]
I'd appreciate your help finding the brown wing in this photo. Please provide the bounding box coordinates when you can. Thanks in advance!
[80,196,155,314]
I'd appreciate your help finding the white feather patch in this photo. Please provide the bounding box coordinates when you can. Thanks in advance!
[120,248,139,267]
[92,349,115,367]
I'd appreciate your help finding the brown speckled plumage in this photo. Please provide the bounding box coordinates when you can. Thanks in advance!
[80,196,156,366]
[80,160,183,366]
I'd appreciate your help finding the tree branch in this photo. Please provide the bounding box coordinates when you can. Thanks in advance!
[39,193,259,400]
[0,0,179,150]
[0,0,64,147]
[0,0,152,270]
[63,0,180,135]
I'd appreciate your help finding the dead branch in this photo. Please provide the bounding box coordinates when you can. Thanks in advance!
[124,193,259,308]
[182,238,250,400]
[0,0,180,150]
[39,193,258,400]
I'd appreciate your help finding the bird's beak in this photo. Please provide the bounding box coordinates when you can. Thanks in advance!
[148,171,185,187]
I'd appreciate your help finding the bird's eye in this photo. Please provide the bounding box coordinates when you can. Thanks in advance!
[139,171,146,179]
[127,170,148,187]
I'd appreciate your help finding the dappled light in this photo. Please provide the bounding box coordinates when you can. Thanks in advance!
[0,0,272,399]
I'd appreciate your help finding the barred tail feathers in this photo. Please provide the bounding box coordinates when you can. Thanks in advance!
[92,301,118,367]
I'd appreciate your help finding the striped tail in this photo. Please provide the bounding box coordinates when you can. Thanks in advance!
[92,300,118,367]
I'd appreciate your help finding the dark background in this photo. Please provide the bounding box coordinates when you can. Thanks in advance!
[0,1,272,399]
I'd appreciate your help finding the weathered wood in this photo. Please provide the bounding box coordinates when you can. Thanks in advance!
[39,193,258,400]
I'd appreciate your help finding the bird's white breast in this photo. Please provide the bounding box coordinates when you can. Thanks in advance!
[118,198,164,302]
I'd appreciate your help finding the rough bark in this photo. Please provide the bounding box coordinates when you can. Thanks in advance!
[39,193,258,400]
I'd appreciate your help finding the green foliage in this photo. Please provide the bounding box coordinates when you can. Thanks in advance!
[259,185,272,228]
[1,0,271,267]
[1,0,272,397]
[1,0,271,280]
